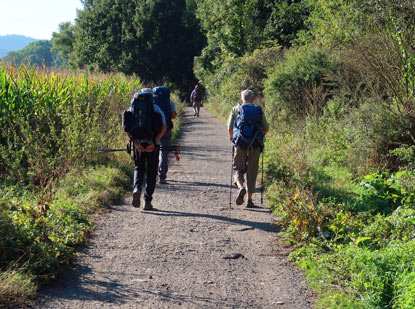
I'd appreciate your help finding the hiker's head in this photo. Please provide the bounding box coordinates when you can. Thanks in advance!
[141,88,153,94]
[241,89,254,103]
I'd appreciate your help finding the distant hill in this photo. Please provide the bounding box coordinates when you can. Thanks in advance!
[0,35,37,58]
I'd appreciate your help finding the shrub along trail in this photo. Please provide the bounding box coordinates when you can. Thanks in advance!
[33,107,313,308]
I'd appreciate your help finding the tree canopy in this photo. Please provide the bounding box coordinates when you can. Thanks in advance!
[69,0,205,91]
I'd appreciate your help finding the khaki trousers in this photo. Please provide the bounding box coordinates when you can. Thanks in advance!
[232,146,261,194]
[193,101,201,115]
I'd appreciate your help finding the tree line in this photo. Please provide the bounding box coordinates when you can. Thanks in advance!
[2,0,309,93]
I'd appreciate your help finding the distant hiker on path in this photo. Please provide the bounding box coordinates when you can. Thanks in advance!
[123,88,167,210]
[190,84,203,117]
[153,86,177,184]
[228,89,269,208]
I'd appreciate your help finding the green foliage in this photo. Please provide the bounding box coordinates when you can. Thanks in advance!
[390,145,415,170]
[264,0,311,47]
[295,241,415,308]
[195,0,310,86]
[2,40,60,67]
[305,0,415,165]
[394,271,415,309]
[51,22,76,68]
[196,44,282,119]
[265,45,340,119]
[354,172,408,215]
[72,0,204,91]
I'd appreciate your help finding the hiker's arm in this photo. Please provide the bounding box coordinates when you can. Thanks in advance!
[227,108,236,141]
[228,128,233,141]
[172,111,177,119]
[155,124,167,144]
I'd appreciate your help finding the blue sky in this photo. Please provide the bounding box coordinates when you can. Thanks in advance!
[0,0,82,40]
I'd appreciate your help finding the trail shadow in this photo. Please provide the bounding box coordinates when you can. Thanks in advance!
[165,179,232,189]
[144,209,275,233]
[37,266,237,308]
[37,265,135,305]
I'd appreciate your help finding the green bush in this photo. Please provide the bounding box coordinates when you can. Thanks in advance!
[353,172,407,215]
[198,45,282,119]
[264,45,340,119]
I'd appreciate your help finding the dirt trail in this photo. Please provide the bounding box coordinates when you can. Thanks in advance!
[34,107,313,309]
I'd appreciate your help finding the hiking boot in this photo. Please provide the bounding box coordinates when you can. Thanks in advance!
[236,187,246,205]
[143,200,153,211]
[132,188,141,208]
[246,199,255,208]
[159,178,167,184]
[197,113,199,117]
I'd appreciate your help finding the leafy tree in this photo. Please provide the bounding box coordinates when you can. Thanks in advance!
[194,0,310,81]
[72,0,205,91]
[264,0,311,47]
[2,40,56,67]
[51,22,76,68]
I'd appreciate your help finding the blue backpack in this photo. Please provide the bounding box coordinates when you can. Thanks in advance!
[122,92,155,140]
[153,86,173,129]
[233,103,264,149]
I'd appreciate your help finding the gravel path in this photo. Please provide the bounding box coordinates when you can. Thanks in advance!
[33,107,313,309]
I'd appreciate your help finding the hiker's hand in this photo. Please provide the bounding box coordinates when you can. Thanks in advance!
[145,143,155,152]
[134,141,145,152]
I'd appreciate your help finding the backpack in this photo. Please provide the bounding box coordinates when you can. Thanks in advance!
[191,88,202,102]
[232,103,264,149]
[122,92,155,141]
[153,86,173,129]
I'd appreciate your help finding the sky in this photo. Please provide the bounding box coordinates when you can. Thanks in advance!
[0,0,83,40]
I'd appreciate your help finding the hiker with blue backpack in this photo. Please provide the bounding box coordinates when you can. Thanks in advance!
[227,89,269,208]
[122,88,167,210]
[190,84,202,117]
[152,86,177,184]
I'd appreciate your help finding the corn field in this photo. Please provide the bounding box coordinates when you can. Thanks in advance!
[0,63,142,189]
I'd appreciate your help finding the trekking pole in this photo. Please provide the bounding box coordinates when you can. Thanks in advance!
[261,146,264,206]
[229,146,234,209]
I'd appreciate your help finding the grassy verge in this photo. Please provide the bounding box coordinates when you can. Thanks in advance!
[0,162,129,307]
